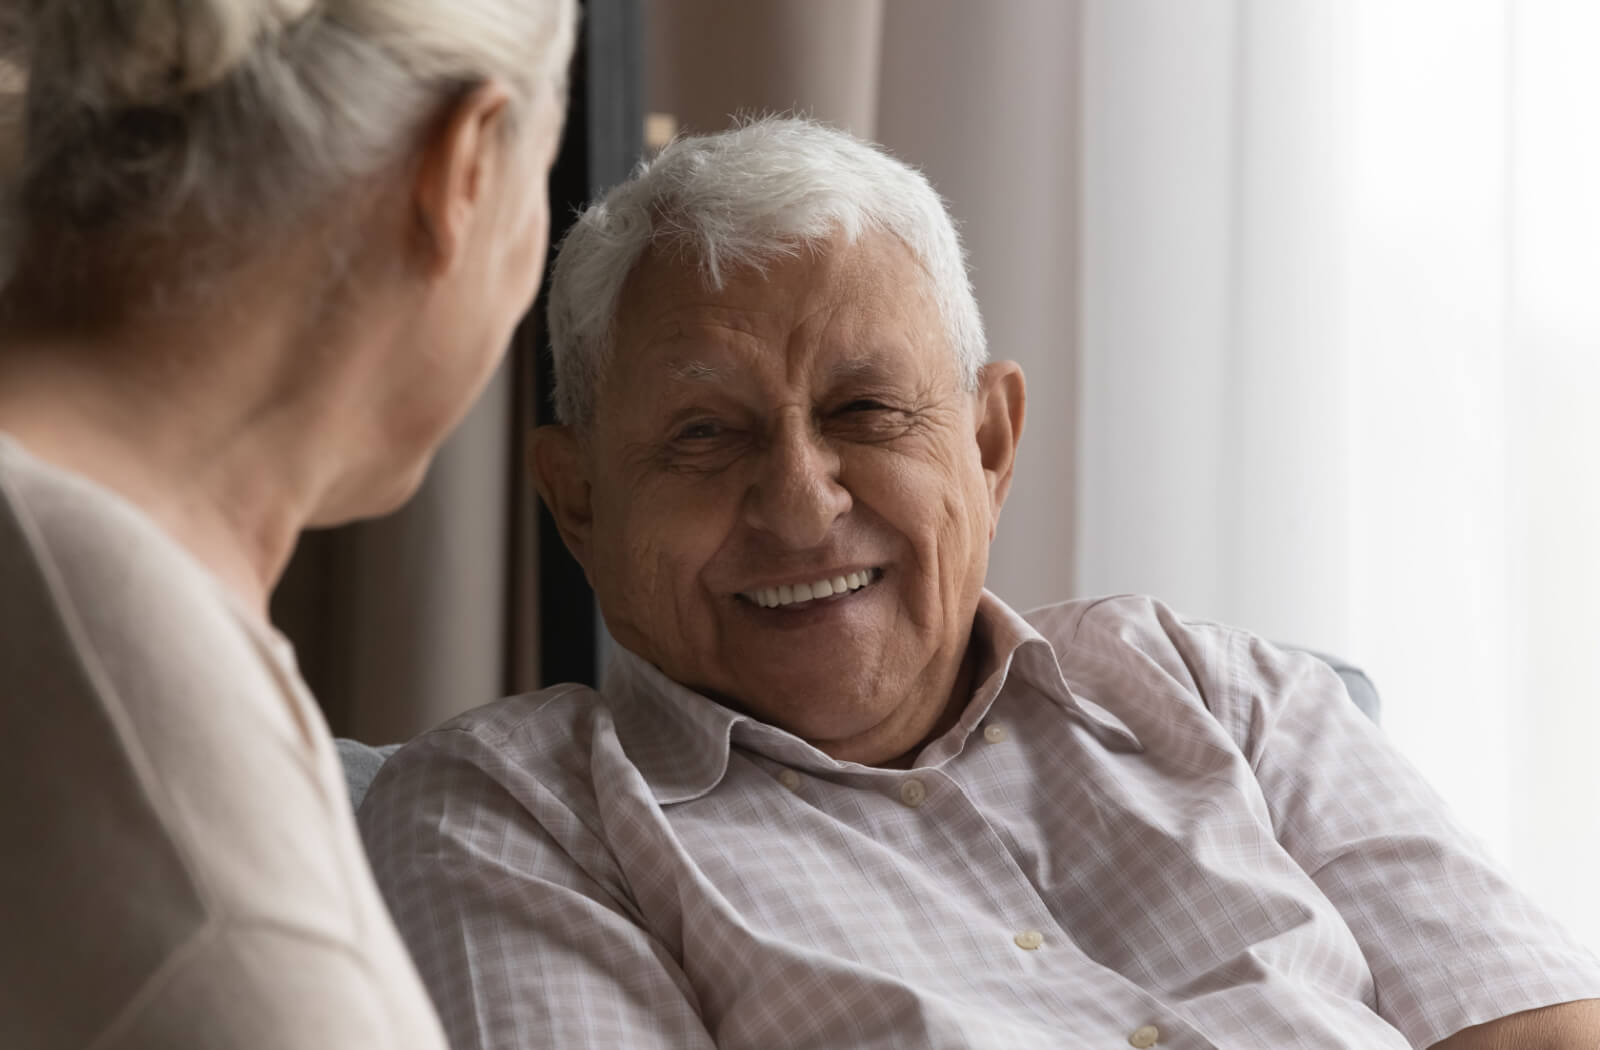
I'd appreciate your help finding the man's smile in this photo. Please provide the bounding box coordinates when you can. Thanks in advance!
[737,567,885,609]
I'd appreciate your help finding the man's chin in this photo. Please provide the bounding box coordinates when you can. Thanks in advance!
[716,672,892,741]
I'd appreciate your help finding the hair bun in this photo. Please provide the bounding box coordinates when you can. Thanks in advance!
[32,0,317,106]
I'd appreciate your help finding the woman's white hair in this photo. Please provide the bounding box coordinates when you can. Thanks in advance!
[0,0,576,298]
[547,116,987,426]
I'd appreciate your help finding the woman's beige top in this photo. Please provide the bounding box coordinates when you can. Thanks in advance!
[0,435,447,1050]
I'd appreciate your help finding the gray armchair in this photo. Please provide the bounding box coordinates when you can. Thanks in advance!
[1309,650,1380,722]
[336,738,401,811]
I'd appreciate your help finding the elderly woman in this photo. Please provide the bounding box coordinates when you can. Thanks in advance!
[0,1,572,1046]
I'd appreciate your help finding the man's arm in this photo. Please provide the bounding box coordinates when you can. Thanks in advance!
[1429,999,1600,1050]
[1156,609,1600,1048]
[357,726,717,1050]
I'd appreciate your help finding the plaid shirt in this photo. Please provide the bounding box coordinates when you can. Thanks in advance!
[359,593,1600,1048]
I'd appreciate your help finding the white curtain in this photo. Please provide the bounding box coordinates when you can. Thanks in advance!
[1069,0,1600,950]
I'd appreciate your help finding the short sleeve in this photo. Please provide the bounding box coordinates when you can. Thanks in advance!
[1190,622,1600,1047]
[358,725,717,1050]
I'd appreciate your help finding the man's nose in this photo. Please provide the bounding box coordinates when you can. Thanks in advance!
[742,415,852,549]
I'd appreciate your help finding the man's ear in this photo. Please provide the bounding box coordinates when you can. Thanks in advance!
[530,424,595,576]
[973,361,1026,540]
[411,82,512,275]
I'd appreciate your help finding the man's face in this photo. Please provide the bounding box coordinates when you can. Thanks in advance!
[543,231,1023,764]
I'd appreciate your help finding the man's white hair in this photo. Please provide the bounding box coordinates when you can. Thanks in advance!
[547,116,987,425]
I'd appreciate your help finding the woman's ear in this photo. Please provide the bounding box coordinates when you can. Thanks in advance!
[411,82,512,275]
[530,424,595,574]
[973,361,1026,540]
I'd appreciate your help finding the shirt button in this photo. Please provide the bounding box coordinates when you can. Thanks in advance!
[1013,929,1044,950]
[1128,1025,1160,1048]
[778,769,801,791]
[899,779,927,808]
[983,724,1008,743]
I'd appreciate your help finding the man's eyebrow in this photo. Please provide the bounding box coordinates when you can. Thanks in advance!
[824,352,905,386]
[664,359,730,384]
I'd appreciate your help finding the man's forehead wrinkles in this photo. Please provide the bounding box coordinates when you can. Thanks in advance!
[656,348,920,395]
[643,302,783,335]
[631,312,769,364]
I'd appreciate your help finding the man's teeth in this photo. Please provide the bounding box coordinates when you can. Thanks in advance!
[746,570,879,609]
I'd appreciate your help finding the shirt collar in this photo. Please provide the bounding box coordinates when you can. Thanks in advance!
[605,590,1143,806]
[603,653,745,805]
[976,593,1143,751]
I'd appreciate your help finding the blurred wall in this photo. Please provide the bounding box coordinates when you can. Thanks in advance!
[877,0,1082,611]
[648,0,884,137]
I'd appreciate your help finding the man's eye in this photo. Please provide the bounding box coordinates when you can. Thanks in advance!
[675,420,726,441]
[840,399,890,413]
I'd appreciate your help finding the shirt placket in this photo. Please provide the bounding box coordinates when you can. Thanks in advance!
[831,758,1223,1050]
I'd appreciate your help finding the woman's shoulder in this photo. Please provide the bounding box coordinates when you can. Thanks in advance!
[0,437,403,1041]
[0,434,296,729]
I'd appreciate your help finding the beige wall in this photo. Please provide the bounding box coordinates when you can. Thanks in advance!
[647,0,884,137]
[876,0,1082,610]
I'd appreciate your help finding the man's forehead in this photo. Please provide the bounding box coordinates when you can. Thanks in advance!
[655,346,916,388]
[596,232,955,417]
[622,230,927,319]
[619,234,937,355]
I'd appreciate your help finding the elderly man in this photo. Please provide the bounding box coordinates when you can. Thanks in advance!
[359,118,1600,1049]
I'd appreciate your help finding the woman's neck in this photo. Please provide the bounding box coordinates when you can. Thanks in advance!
[0,315,344,618]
